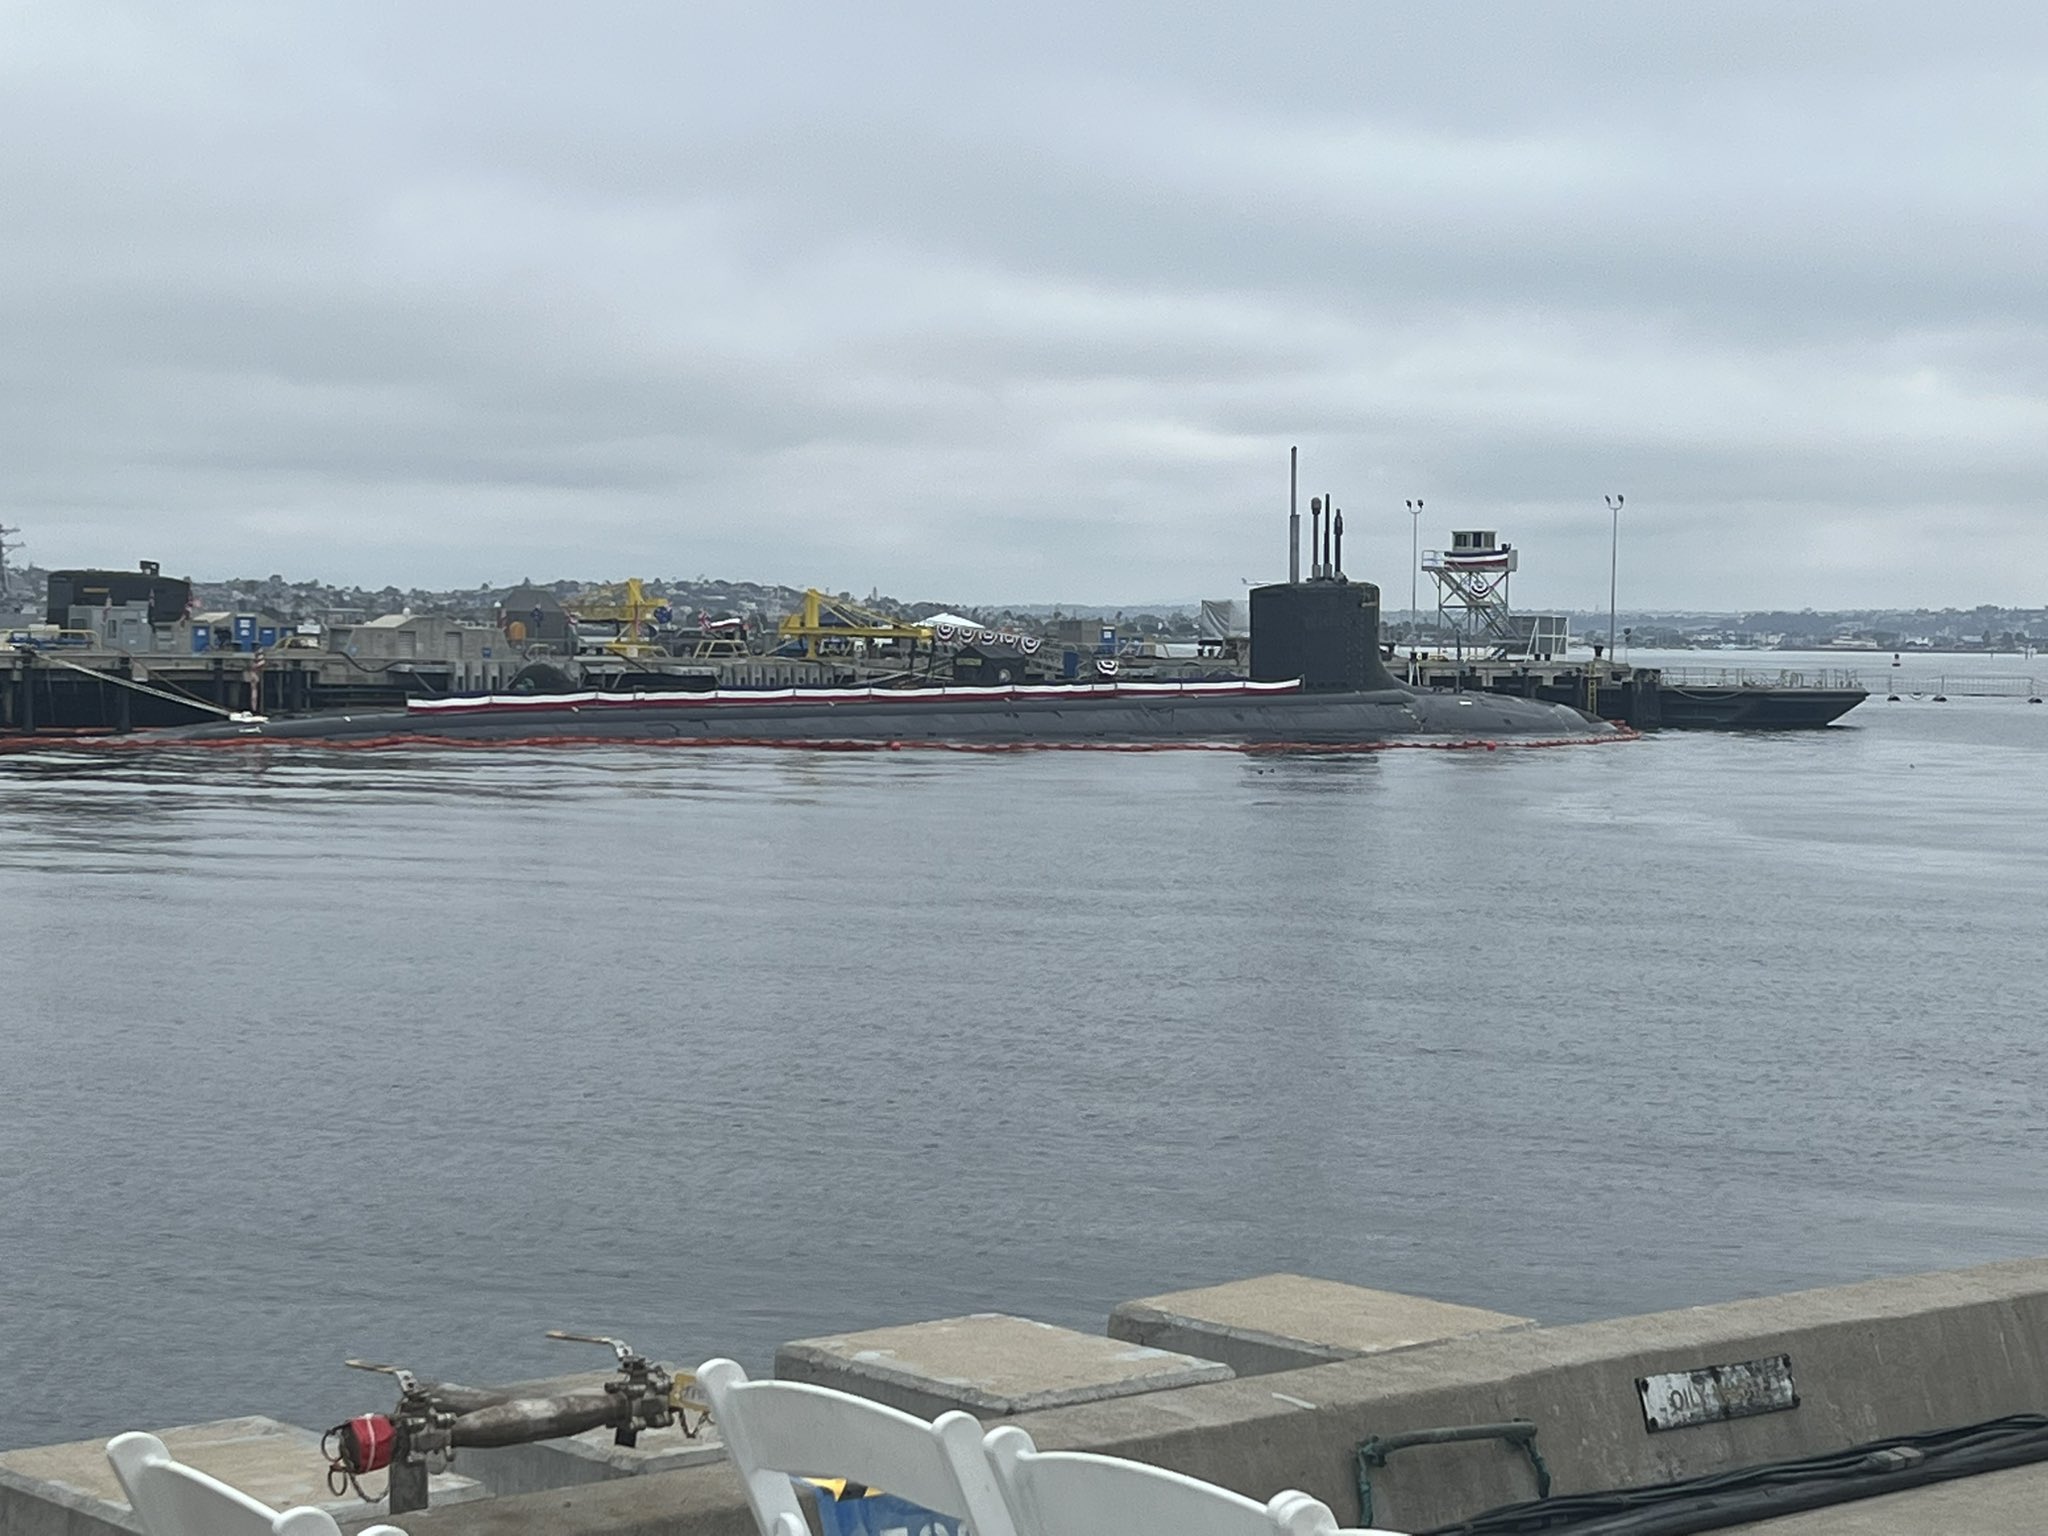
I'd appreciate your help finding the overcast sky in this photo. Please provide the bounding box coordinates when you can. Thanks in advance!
[4,2,2045,610]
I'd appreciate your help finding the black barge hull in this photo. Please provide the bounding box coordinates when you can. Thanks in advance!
[1650,685,1866,730]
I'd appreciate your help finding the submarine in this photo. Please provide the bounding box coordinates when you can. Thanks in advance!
[144,495,1617,751]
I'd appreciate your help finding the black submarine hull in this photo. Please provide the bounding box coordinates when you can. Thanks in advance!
[146,682,1615,747]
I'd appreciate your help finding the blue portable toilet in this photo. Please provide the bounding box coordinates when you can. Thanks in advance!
[257,626,278,648]
[232,615,257,650]
[191,627,211,654]
[1062,647,1080,680]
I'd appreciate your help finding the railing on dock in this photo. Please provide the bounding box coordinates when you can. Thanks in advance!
[1884,673,2044,700]
[1657,666,1866,691]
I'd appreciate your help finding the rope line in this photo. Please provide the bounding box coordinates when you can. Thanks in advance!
[34,654,242,717]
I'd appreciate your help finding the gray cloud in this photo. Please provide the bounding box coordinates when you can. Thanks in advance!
[2,1,2045,608]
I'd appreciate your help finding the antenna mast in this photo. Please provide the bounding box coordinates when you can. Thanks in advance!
[0,525,21,606]
[1288,447,1300,584]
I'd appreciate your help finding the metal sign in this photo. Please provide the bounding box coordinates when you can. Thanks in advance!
[1637,1354,1797,1432]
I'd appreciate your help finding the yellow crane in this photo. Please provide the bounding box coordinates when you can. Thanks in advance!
[566,578,670,658]
[776,589,931,660]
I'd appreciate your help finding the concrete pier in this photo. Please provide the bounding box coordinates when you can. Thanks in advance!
[1108,1273,1531,1376]
[774,1313,1233,1419]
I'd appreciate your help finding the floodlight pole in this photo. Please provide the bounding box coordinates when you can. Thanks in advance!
[1405,500,1423,634]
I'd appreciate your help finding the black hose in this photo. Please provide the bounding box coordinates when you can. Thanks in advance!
[1422,1413,2048,1536]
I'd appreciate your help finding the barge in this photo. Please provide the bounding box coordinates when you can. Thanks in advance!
[1405,656,1867,730]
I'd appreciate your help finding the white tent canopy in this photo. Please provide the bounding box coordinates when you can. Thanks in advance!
[1198,598,1250,641]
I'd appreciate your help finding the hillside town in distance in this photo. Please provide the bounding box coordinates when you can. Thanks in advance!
[0,550,2043,656]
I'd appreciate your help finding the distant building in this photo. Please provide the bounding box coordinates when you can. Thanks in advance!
[950,640,1044,686]
[324,614,511,691]
[494,584,574,647]
[46,563,191,628]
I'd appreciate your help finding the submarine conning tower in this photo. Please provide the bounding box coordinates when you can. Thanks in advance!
[1249,475,1402,693]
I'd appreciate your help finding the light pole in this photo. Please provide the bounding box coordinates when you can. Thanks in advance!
[1605,494,1624,658]
[1405,499,1423,643]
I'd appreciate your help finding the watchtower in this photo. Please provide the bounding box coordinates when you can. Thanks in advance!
[1421,531,1561,660]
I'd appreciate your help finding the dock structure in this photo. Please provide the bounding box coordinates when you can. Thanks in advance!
[1393,521,1865,727]
[0,644,475,734]
[1403,654,1869,729]
[0,643,991,740]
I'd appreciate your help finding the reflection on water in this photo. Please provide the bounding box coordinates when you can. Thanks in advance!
[2,702,2045,1450]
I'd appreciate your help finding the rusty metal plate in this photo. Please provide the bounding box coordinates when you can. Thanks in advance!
[1636,1354,1798,1432]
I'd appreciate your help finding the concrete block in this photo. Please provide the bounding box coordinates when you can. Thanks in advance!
[456,1420,725,1498]
[1109,1273,1532,1376]
[0,1416,483,1536]
[774,1313,1233,1419]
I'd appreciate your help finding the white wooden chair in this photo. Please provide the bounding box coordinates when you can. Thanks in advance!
[984,1424,1409,1536]
[695,1357,1019,1536]
[105,1432,408,1536]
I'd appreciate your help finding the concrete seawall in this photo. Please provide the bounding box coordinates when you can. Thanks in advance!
[1018,1257,2048,1529]
[21,1257,2045,1536]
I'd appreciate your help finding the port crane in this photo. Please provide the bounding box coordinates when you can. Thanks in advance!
[775,588,931,661]
[564,578,672,658]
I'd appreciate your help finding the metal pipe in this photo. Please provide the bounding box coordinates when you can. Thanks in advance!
[448,1390,628,1449]
[1360,1420,1540,1458]
[1355,1420,1549,1529]
[417,1379,523,1414]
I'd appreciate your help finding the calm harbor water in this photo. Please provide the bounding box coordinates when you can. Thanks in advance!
[3,677,2045,1452]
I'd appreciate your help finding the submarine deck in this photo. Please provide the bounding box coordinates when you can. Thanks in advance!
[133,680,1617,748]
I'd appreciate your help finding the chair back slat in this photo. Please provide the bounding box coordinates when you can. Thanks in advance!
[696,1359,1017,1536]
[106,1432,408,1536]
[145,1462,296,1536]
[984,1426,1382,1536]
[721,1382,965,1504]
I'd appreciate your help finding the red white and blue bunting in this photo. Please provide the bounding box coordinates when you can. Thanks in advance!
[931,624,1041,653]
